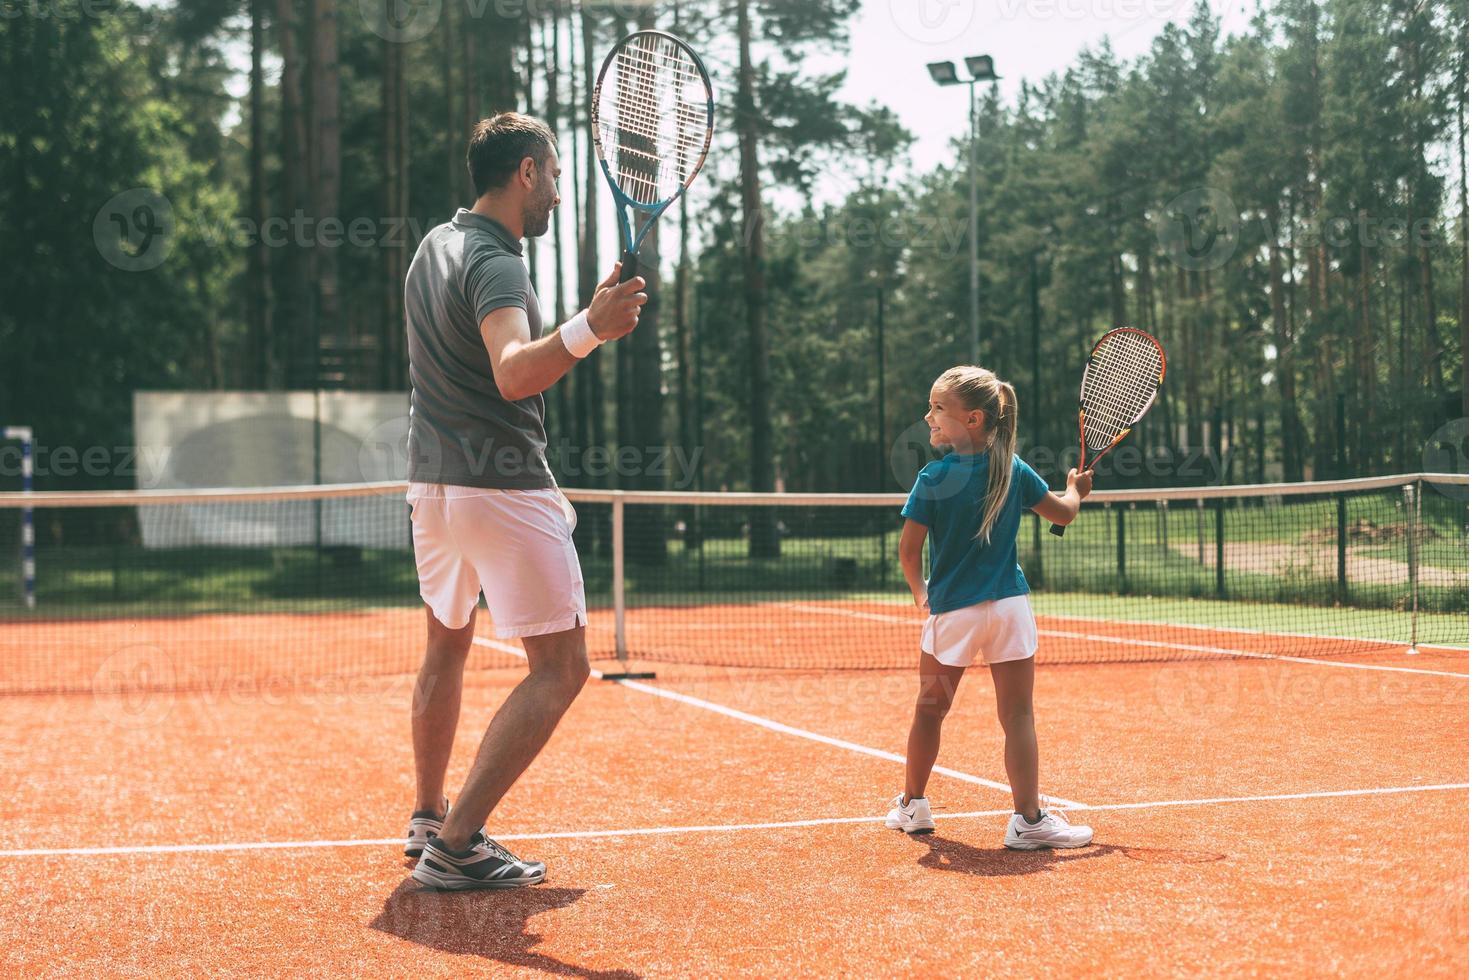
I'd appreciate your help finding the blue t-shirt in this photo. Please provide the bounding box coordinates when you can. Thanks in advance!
[900,453,1050,614]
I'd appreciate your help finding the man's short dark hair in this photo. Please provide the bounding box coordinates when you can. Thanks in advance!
[467,113,557,197]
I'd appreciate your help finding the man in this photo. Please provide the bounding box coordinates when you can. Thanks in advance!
[401,112,646,890]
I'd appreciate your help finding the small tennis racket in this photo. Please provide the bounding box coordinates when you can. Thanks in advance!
[591,30,714,285]
[1050,327,1167,537]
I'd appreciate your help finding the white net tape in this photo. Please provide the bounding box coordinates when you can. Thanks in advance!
[596,34,711,206]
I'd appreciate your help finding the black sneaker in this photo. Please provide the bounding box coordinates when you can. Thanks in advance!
[410,832,546,890]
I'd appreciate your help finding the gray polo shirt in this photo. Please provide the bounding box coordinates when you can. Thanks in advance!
[405,209,553,489]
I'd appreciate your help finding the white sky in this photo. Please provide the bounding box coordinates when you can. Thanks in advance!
[823,0,1256,191]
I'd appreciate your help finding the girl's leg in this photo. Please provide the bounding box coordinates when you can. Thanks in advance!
[989,656,1040,821]
[904,653,967,801]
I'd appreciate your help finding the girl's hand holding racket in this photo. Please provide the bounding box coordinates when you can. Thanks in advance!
[587,262,647,341]
[1067,467,1093,499]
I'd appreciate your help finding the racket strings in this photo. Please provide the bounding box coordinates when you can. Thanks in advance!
[598,36,711,205]
[1080,335,1163,451]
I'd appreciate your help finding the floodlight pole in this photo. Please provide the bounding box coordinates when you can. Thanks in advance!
[968,80,979,365]
[930,58,997,366]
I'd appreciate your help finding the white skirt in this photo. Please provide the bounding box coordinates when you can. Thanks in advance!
[920,594,1037,667]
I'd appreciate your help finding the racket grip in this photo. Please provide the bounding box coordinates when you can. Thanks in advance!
[1049,523,1067,537]
[618,251,639,284]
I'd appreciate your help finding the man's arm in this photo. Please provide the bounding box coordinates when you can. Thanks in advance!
[481,262,647,402]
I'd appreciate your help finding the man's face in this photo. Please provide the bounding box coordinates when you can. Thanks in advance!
[522,148,561,238]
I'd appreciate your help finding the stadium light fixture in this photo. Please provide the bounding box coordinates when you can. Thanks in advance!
[926,61,959,86]
[964,55,998,82]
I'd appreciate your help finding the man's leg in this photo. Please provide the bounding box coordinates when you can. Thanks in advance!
[435,624,590,850]
[411,607,476,815]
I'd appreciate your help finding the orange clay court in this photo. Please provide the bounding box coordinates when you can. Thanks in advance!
[2,603,1467,977]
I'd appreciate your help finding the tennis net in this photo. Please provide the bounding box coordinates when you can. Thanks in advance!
[0,474,1465,693]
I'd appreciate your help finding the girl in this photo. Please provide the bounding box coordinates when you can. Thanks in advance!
[886,366,1093,849]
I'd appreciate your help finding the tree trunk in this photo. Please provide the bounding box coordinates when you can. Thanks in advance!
[381,18,408,390]
[462,5,478,202]
[1267,202,1302,481]
[310,0,340,371]
[248,0,271,388]
[1460,51,1469,418]
[444,0,458,211]
[548,12,570,450]
[276,0,312,388]
[737,0,777,556]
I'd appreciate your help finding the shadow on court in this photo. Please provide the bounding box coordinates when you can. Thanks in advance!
[910,837,1226,877]
[371,879,641,979]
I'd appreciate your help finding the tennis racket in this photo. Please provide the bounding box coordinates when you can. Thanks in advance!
[591,30,714,285]
[1050,327,1167,537]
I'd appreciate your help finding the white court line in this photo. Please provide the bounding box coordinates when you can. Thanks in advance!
[784,603,1469,679]
[473,636,1086,809]
[5,782,1468,858]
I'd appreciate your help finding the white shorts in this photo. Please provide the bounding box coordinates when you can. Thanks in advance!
[920,594,1038,667]
[408,483,586,638]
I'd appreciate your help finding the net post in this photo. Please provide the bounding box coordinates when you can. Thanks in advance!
[1116,504,1127,590]
[1213,497,1226,599]
[1194,497,1205,565]
[601,491,655,681]
[3,426,35,609]
[1405,481,1419,655]
[1336,492,1348,604]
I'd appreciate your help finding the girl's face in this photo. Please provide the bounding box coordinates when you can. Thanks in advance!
[924,384,985,452]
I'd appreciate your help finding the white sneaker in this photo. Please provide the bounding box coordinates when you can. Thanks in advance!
[885,794,935,834]
[404,796,449,858]
[1004,809,1093,850]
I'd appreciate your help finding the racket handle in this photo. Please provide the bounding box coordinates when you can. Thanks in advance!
[618,251,639,284]
[1049,523,1067,537]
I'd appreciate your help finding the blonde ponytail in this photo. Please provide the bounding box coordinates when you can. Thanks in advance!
[978,381,1017,545]
[932,366,1020,545]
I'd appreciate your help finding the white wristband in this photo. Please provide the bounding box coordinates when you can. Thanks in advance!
[558,310,602,359]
